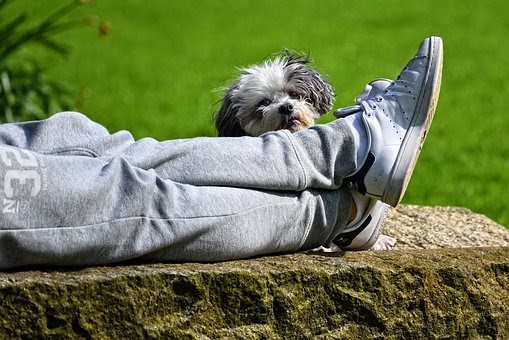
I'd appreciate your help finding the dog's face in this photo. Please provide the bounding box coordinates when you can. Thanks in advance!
[215,53,335,137]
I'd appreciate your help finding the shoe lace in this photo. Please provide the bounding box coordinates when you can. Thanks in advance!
[333,79,392,118]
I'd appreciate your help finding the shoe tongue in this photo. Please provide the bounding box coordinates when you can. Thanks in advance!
[355,79,391,104]
[355,83,375,104]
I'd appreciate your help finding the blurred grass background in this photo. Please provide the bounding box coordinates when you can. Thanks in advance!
[5,0,509,227]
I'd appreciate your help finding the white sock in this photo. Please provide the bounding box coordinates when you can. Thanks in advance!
[342,112,368,166]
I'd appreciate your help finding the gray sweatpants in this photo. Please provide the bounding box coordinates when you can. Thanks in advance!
[0,112,356,269]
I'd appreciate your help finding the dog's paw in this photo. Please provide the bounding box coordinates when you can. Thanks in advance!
[370,234,397,251]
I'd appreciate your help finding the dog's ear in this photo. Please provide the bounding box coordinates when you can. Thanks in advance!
[282,50,335,116]
[215,85,246,137]
[306,70,335,116]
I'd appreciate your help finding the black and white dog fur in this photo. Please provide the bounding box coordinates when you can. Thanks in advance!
[215,52,334,137]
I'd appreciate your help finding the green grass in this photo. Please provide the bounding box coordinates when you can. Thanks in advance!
[6,0,509,227]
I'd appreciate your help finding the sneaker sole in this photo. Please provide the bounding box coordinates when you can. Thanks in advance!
[383,36,443,207]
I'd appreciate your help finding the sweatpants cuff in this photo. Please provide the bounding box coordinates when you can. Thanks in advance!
[298,187,352,251]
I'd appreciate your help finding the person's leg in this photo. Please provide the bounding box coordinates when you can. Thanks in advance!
[0,111,357,192]
[0,36,443,268]
[0,143,351,268]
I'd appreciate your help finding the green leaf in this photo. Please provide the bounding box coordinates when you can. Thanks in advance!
[0,0,103,122]
[35,36,71,55]
[0,14,26,40]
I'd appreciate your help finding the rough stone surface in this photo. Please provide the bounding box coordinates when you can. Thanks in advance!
[385,205,509,249]
[0,205,508,339]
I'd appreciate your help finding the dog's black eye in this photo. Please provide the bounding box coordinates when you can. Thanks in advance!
[289,91,300,99]
[259,99,271,107]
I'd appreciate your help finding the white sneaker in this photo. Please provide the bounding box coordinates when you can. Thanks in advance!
[333,191,391,250]
[343,37,443,207]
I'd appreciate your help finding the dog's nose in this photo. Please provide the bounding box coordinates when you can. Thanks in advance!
[278,103,294,115]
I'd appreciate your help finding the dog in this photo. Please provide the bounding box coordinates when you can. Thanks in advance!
[215,51,335,137]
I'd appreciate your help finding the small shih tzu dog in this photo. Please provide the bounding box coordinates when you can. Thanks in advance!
[215,52,335,137]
